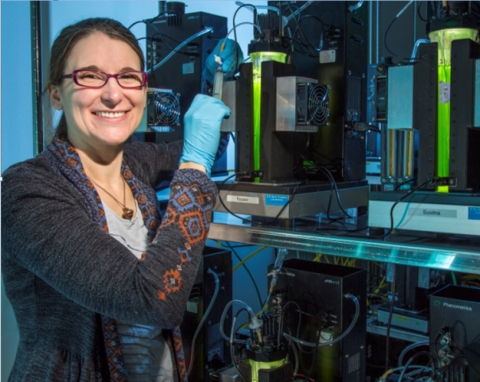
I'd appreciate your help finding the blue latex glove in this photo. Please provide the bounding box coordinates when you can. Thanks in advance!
[203,38,244,84]
[180,94,231,177]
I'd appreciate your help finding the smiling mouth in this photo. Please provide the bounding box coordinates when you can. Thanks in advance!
[95,111,126,118]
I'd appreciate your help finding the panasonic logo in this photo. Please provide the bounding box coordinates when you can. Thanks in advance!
[442,302,473,312]
[423,209,441,216]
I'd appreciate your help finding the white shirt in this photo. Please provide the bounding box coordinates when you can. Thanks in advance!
[104,202,174,382]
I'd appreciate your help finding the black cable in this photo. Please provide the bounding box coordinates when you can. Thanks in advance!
[282,2,300,18]
[128,20,145,30]
[291,14,325,55]
[217,172,258,225]
[283,27,314,57]
[373,179,431,239]
[285,3,312,50]
[417,1,428,22]
[394,177,417,191]
[282,304,318,357]
[312,148,343,168]
[384,264,396,372]
[384,2,418,64]
[300,157,353,219]
[282,35,315,58]
[384,17,408,64]
[297,161,337,219]
[230,311,250,382]
[158,32,206,54]
[232,4,255,76]
[282,301,303,342]
[217,243,255,249]
[315,226,368,234]
[304,326,322,381]
[397,351,436,382]
[128,12,167,30]
[270,180,306,226]
[147,30,202,83]
[147,11,168,25]
[223,241,264,309]
[217,171,305,227]
[430,1,440,19]
[324,176,337,221]
[472,1,480,17]
[448,345,480,375]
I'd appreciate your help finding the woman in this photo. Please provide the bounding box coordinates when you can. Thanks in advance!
[1,17,234,381]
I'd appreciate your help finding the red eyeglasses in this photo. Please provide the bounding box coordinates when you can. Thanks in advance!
[61,69,148,89]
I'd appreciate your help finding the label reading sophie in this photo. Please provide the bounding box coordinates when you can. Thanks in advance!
[265,194,289,206]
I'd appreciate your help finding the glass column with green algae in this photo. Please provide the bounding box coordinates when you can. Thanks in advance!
[249,51,286,182]
[428,28,477,192]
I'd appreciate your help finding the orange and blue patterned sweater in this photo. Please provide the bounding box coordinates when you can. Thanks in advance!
[1,137,218,382]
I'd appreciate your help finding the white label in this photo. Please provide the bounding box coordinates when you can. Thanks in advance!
[408,208,457,218]
[226,195,259,204]
[440,81,450,104]
[186,300,198,313]
[319,50,336,64]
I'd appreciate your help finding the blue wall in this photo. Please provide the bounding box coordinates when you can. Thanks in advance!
[1,1,271,380]
[1,2,34,378]
[1,1,35,172]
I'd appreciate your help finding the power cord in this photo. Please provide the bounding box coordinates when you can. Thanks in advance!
[217,171,306,226]
[374,179,431,239]
[283,293,360,347]
[216,172,258,225]
[300,157,353,220]
[394,177,417,191]
[384,1,417,64]
[287,9,325,57]
[223,241,264,309]
[270,180,306,225]
[384,265,396,373]
[128,12,167,30]
[186,268,220,377]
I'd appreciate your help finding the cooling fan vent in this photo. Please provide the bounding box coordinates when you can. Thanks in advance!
[306,83,330,127]
[147,88,181,133]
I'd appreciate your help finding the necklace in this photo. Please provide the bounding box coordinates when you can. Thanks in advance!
[89,177,134,220]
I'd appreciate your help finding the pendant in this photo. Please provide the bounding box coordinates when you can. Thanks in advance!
[122,207,134,220]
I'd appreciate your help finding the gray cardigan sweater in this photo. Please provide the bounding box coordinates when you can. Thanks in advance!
[1,139,218,381]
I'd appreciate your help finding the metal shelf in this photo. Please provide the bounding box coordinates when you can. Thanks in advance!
[208,220,480,274]
[367,319,429,343]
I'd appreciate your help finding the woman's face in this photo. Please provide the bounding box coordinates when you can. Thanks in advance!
[50,32,147,152]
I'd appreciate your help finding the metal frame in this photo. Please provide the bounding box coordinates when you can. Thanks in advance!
[208,221,480,274]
